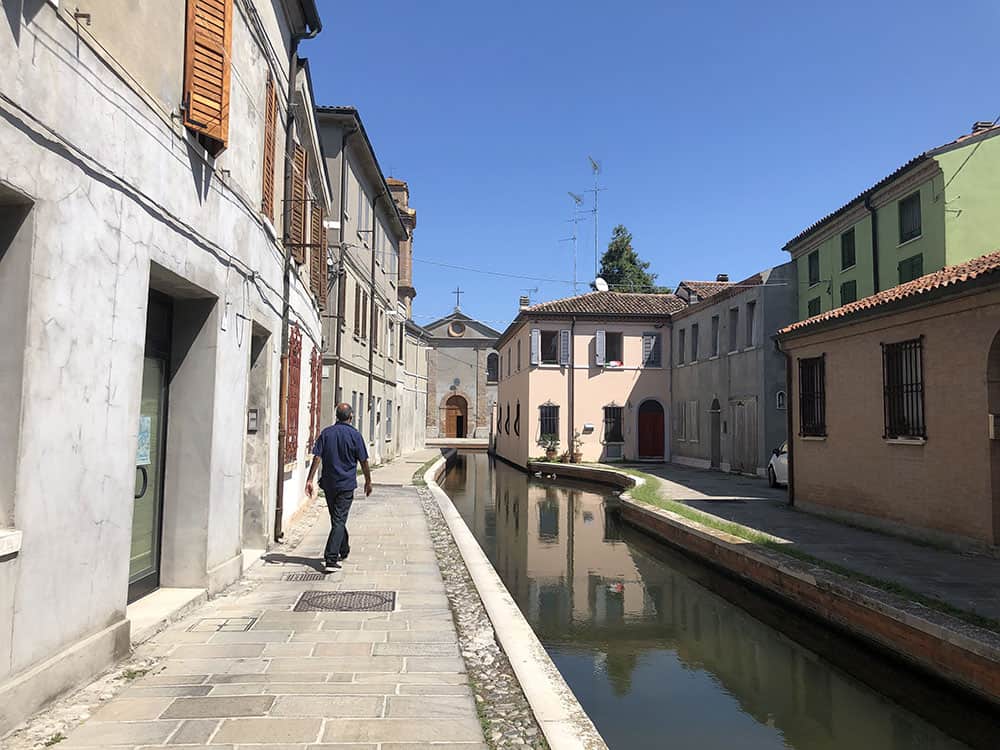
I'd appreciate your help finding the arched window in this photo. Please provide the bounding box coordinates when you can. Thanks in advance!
[504,403,511,435]
[487,352,499,383]
[514,401,521,436]
[776,390,786,410]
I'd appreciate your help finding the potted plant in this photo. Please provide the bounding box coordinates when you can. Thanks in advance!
[537,434,560,461]
[558,451,570,463]
[571,430,584,463]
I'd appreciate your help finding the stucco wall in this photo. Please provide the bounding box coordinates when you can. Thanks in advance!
[783,288,1000,546]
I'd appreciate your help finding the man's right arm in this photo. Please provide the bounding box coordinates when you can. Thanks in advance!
[360,460,372,497]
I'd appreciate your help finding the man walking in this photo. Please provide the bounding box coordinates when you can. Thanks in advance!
[306,403,372,573]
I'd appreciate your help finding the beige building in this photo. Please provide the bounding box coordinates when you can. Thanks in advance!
[494,292,683,468]
[316,107,410,465]
[777,251,1000,552]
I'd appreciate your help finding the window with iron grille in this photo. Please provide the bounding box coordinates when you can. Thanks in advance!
[883,338,925,439]
[798,356,826,436]
[899,191,921,243]
[603,406,624,443]
[539,403,559,437]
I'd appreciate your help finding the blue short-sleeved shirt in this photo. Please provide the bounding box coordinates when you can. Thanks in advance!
[312,422,368,491]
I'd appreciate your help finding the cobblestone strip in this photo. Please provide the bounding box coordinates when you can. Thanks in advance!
[417,486,548,750]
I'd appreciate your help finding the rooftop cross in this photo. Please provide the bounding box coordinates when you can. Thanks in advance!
[453,286,463,310]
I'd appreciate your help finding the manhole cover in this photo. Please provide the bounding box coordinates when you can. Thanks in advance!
[294,590,396,612]
[188,616,257,632]
[283,572,325,582]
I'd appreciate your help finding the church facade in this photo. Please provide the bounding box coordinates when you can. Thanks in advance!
[424,309,501,439]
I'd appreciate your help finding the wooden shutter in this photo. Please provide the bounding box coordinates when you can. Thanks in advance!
[559,330,570,366]
[284,324,302,463]
[595,330,606,366]
[261,75,277,220]
[290,144,307,263]
[354,283,361,335]
[318,219,328,308]
[182,0,232,151]
[642,333,653,365]
[310,203,324,304]
[530,329,540,365]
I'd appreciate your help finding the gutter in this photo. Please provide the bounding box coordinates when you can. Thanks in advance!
[774,336,794,506]
[568,316,576,455]
[865,195,880,295]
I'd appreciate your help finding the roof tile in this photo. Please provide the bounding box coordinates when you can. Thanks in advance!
[525,291,685,316]
[678,280,733,299]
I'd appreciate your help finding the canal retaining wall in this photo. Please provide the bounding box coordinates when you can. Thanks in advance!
[528,461,1000,710]
[426,453,608,750]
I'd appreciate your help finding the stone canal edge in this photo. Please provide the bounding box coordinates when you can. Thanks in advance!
[425,452,609,750]
[529,460,1000,710]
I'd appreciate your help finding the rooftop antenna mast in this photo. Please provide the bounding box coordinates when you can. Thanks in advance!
[586,156,606,278]
[520,286,539,305]
[565,192,585,294]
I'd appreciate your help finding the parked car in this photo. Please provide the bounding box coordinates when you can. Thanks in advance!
[768,442,788,488]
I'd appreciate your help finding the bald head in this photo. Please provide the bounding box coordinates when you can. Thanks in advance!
[335,403,354,423]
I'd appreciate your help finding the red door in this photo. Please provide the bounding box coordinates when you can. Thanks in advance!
[637,400,664,459]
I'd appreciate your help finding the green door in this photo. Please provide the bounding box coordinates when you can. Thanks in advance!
[129,293,171,602]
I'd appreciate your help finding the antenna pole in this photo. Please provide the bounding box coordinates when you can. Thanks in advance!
[587,157,604,278]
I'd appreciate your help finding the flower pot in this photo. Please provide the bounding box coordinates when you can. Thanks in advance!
[545,449,557,461]
[571,452,583,463]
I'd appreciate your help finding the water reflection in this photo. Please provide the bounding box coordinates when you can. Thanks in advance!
[442,453,976,750]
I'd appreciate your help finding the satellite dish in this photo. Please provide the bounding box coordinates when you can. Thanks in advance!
[593,277,609,292]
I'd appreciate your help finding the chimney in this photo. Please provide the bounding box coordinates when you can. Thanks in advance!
[716,273,729,282]
[972,121,995,135]
[519,295,530,310]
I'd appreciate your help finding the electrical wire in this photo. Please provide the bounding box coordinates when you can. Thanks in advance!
[943,113,1000,190]
[413,258,575,284]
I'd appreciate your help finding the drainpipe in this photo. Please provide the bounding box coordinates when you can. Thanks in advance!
[775,337,795,506]
[332,126,357,407]
[274,21,320,544]
[568,317,576,455]
[865,195,880,295]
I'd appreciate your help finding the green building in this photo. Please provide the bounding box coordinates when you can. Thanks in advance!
[785,121,1000,321]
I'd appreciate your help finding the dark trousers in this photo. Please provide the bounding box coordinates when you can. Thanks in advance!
[323,487,353,564]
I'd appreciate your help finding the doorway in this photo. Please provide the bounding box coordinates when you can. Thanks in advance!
[729,397,758,475]
[637,400,664,459]
[242,325,270,551]
[445,394,468,438]
[130,291,171,603]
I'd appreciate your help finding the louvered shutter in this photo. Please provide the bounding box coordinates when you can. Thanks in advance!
[318,220,328,308]
[642,333,653,365]
[182,0,232,151]
[261,75,277,220]
[559,330,570,366]
[595,330,606,366]
[290,144,307,263]
[529,329,540,366]
[309,203,325,305]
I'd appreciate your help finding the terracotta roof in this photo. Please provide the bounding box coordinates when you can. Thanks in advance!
[672,273,766,320]
[525,291,686,316]
[779,250,1000,335]
[386,177,406,186]
[784,124,1000,251]
[678,280,733,299]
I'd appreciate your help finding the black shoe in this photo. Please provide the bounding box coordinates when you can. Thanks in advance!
[324,561,341,573]
[340,546,350,561]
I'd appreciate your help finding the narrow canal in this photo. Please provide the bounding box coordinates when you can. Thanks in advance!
[441,452,992,750]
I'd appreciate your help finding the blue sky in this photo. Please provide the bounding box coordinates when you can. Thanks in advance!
[304,0,999,332]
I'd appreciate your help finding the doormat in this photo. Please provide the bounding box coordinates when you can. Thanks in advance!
[188,616,258,632]
[293,590,396,612]
[283,572,326,582]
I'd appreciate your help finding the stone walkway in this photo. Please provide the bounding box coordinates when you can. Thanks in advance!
[370,448,443,486]
[636,463,1000,621]
[54,484,486,749]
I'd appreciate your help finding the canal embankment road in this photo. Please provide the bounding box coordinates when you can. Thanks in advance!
[425,452,609,750]
[527,460,1000,713]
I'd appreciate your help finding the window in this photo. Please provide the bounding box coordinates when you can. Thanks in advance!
[289,145,307,263]
[899,254,923,284]
[642,333,661,367]
[487,353,499,383]
[686,401,699,443]
[369,396,376,441]
[745,301,756,348]
[899,191,921,243]
[711,315,720,357]
[517,339,522,370]
[353,282,361,336]
[182,0,233,155]
[506,348,511,377]
[388,321,394,359]
[691,324,699,361]
[539,403,559,437]
[807,297,821,317]
[840,280,857,305]
[798,356,826,436]
[540,330,559,364]
[678,329,686,364]
[603,405,624,443]
[841,228,856,269]
[386,399,393,438]
[808,250,820,286]
[728,308,739,353]
[604,332,623,365]
[514,402,521,436]
[373,308,380,351]
[776,390,786,410]
[883,338,925,439]
[361,292,369,340]
[357,392,364,440]
[284,325,302,462]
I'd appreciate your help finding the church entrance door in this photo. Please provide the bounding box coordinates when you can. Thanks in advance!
[445,394,468,438]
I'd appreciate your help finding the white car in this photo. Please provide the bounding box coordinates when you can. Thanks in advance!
[767,441,788,488]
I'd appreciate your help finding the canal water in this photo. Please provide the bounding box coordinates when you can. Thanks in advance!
[441,453,990,750]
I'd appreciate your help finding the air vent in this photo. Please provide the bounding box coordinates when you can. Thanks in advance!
[283,572,325,582]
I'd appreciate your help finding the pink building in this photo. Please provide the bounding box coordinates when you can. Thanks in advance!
[494,292,683,468]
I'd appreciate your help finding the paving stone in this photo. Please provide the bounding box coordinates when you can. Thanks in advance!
[379,745,488,750]
[270,695,384,718]
[307,642,373,657]
[267,656,404,673]
[291,631,387,643]
[353,672,469,685]
[207,673,332,684]
[167,718,220,745]
[397,683,475,696]
[404,656,467,673]
[373,642,459,657]
[160,658,268,675]
[171,644,266,659]
[161,695,274,719]
[386,695,477,719]
[386,630,456,642]
[136,674,209,686]
[125,685,215,698]
[62,720,180,746]
[212,718,322,744]
[321,718,483,744]
[261,642,316,657]
[89,697,174,721]
[208,630,294,643]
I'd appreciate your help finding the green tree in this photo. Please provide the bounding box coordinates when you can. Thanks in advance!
[597,225,670,293]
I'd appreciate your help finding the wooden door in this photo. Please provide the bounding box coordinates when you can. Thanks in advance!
[445,395,467,438]
[637,400,664,459]
[730,397,758,474]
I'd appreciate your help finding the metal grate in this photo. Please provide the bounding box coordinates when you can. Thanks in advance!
[294,590,396,612]
[283,572,326,582]
[188,617,258,633]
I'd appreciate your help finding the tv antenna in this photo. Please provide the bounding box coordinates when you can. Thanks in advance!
[520,286,539,305]
[564,192,587,294]
[586,156,606,278]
